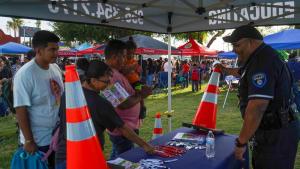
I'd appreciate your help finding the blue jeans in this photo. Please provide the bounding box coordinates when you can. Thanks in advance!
[183,73,189,88]
[55,161,66,169]
[192,80,199,92]
[109,130,139,160]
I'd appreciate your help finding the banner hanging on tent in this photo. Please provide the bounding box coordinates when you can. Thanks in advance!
[0,0,298,33]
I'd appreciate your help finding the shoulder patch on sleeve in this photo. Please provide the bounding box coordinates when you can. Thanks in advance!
[252,73,267,88]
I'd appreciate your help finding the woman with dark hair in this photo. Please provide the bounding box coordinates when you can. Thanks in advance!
[55,60,154,169]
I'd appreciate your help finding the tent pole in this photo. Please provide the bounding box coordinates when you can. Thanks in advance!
[222,57,238,108]
[167,33,172,132]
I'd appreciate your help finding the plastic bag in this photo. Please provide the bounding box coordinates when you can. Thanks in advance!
[10,148,48,169]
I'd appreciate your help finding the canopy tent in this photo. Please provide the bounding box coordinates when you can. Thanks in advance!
[177,37,218,56]
[118,34,179,55]
[219,28,300,59]
[218,51,237,59]
[0,1,298,33]
[264,29,300,50]
[77,44,104,55]
[93,34,179,55]
[58,48,78,57]
[75,42,92,51]
[3,0,299,131]
[0,42,31,54]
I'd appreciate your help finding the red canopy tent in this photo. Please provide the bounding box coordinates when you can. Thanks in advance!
[77,44,180,56]
[58,48,78,57]
[135,48,180,55]
[177,38,218,56]
[77,44,104,56]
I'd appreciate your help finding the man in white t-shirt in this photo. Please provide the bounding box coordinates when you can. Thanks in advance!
[13,30,63,168]
[163,58,172,72]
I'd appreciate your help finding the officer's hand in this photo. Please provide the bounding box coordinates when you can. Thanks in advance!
[234,146,246,161]
[23,140,38,155]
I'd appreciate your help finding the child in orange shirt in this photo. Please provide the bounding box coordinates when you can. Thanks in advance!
[121,37,143,89]
[120,37,147,119]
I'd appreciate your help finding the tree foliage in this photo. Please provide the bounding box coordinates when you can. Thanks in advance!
[52,22,152,44]
[6,18,23,37]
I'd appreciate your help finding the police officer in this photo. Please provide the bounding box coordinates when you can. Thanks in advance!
[217,25,299,169]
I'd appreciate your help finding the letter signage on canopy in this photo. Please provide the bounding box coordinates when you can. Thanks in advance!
[0,0,298,33]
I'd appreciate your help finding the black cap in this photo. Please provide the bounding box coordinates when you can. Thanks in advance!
[223,25,263,43]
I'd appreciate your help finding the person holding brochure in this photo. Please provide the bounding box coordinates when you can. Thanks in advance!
[55,60,154,169]
[104,40,153,159]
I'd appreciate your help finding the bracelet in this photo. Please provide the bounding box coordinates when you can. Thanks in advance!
[235,138,247,148]
[25,139,33,144]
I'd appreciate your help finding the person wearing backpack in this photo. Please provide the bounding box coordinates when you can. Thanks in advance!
[191,64,200,92]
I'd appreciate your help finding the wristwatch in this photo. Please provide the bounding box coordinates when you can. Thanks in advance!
[235,138,247,147]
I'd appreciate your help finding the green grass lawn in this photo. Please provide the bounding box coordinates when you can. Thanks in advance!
[1,85,299,169]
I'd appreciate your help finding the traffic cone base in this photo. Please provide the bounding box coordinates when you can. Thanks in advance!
[193,102,217,128]
[67,137,107,169]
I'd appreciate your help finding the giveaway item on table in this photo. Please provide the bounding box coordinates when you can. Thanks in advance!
[166,140,206,150]
[100,82,130,107]
[172,132,205,143]
[139,159,169,169]
[154,145,186,158]
[107,157,142,169]
[165,132,206,150]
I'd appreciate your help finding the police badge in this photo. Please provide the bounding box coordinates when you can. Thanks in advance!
[252,73,267,88]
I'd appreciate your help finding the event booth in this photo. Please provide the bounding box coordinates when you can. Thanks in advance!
[2,1,299,169]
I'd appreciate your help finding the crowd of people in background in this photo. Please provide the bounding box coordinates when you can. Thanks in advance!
[2,46,298,118]
[0,51,34,116]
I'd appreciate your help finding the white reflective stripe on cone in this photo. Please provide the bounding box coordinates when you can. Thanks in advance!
[65,81,87,109]
[201,92,218,104]
[208,72,220,86]
[154,120,162,128]
[67,119,96,141]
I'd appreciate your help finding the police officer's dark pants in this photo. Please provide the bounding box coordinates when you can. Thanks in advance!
[252,121,300,169]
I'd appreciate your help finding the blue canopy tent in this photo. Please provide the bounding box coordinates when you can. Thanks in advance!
[218,52,237,59]
[264,29,300,50]
[0,42,31,54]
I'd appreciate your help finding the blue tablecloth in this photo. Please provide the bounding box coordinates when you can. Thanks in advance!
[119,127,249,169]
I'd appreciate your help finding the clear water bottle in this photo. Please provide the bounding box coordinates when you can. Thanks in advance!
[206,130,215,159]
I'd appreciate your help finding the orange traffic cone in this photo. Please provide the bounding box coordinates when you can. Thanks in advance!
[152,113,163,139]
[192,67,221,129]
[65,65,108,169]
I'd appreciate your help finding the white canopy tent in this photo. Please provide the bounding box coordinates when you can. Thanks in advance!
[2,0,299,131]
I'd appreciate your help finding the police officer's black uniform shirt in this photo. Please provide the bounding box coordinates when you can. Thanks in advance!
[238,43,291,129]
[55,88,125,164]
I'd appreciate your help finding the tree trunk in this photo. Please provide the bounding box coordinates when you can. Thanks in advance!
[206,30,225,48]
